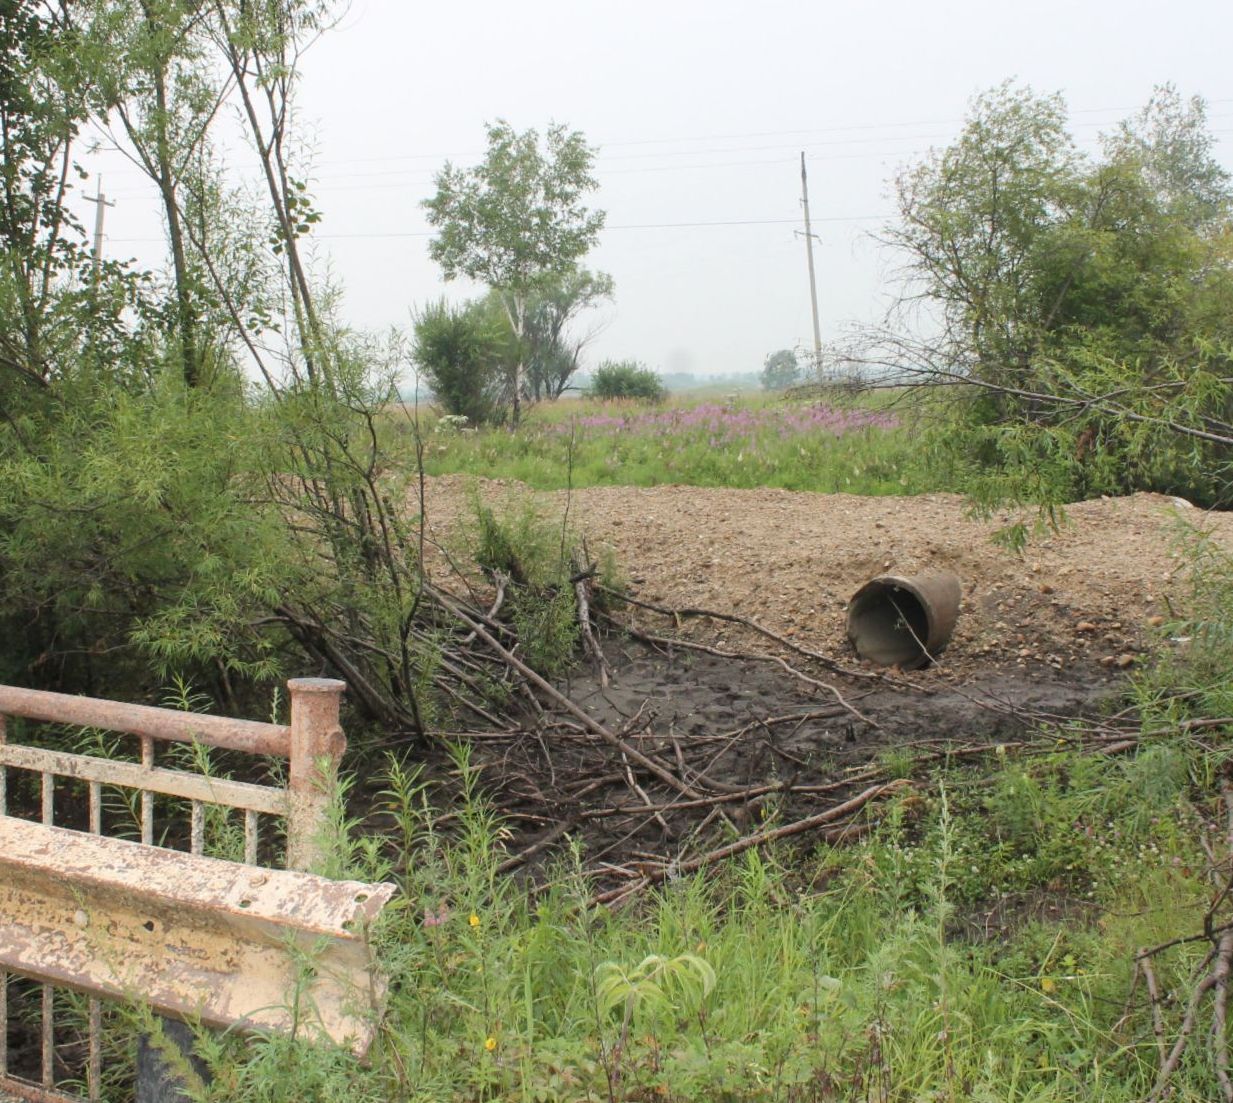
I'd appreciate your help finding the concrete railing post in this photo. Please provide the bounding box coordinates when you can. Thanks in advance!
[286,678,347,873]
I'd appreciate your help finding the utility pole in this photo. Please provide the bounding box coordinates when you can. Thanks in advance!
[798,153,823,375]
[84,178,115,285]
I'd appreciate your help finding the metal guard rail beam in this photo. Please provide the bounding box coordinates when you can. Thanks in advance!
[0,817,394,1057]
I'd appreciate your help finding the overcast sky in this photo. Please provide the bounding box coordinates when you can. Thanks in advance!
[87,0,1233,380]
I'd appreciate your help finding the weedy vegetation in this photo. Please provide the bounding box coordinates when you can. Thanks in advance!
[3,5,1233,1098]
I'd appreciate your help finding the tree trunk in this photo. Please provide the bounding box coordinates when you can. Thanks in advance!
[141,2,199,387]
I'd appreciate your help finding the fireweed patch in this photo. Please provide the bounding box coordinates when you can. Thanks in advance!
[416,398,932,495]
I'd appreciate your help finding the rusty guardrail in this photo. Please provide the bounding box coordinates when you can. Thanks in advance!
[0,678,394,1102]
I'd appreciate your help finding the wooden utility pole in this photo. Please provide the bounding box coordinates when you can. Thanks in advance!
[84,178,115,284]
[798,153,823,374]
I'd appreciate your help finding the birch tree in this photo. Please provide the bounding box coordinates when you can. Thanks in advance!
[424,120,605,424]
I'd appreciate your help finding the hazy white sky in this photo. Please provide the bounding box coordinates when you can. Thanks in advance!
[88,0,1233,379]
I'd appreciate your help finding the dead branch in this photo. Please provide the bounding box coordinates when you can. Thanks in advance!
[428,583,703,799]
[571,552,611,687]
[1137,782,1233,1103]
[593,781,906,904]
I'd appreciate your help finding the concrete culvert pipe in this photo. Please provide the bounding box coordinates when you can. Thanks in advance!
[846,572,962,670]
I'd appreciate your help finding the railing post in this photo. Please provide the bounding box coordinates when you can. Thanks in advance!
[286,678,347,873]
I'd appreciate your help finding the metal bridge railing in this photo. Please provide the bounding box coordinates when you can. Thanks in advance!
[0,678,393,1102]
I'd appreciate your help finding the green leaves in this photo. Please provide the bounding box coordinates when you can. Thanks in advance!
[890,81,1233,510]
[594,952,717,1020]
[424,119,605,295]
[271,177,323,254]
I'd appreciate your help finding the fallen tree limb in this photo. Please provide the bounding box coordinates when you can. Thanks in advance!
[593,780,907,904]
[1132,781,1233,1103]
[572,552,612,688]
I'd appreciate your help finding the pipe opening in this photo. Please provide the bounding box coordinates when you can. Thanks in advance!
[846,572,961,670]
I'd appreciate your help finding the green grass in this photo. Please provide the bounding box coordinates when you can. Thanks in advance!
[185,736,1221,1103]
[401,393,947,497]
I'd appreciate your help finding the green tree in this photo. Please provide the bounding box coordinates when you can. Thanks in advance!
[521,268,614,401]
[424,120,606,424]
[881,82,1233,507]
[411,298,508,425]
[760,348,800,390]
[93,0,217,386]
[0,0,116,395]
[888,81,1080,393]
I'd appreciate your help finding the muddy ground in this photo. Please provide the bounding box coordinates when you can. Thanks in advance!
[436,636,1128,887]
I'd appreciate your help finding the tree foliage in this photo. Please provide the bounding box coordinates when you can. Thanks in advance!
[760,349,800,390]
[412,269,612,424]
[411,298,509,425]
[882,82,1233,507]
[0,0,138,397]
[424,120,606,423]
[587,360,667,403]
[521,268,613,401]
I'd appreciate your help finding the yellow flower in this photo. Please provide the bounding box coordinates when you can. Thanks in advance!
[484,1036,497,1052]
[1041,977,1056,993]
[469,913,480,928]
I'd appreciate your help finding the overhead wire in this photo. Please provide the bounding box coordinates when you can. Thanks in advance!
[86,100,1233,185]
[106,212,892,245]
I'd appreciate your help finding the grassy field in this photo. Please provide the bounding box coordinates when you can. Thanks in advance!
[406,391,947,497]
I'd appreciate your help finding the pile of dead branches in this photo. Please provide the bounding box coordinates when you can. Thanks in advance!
[361,568,1160,905]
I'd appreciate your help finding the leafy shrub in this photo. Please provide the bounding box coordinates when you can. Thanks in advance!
[470,498,581,676]
[411,298,509,425]
[587,360,666,402]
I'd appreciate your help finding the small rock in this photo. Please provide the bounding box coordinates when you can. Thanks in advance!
[1099,655,1117,667]
[1147,614,1165,627]
[1018,647,1031,658]
[1116,653,1136,669]
[1039,583,1055,594]
[1076,621,1097,633]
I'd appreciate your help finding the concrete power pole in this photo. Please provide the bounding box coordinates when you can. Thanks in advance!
[798,153,823,375]
[84,178,115,285]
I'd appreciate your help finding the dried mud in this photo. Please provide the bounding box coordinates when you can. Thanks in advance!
[421,476,1233,680]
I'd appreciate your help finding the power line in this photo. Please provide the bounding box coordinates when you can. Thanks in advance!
[105,212,890,245]
[87,100,1233,182]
